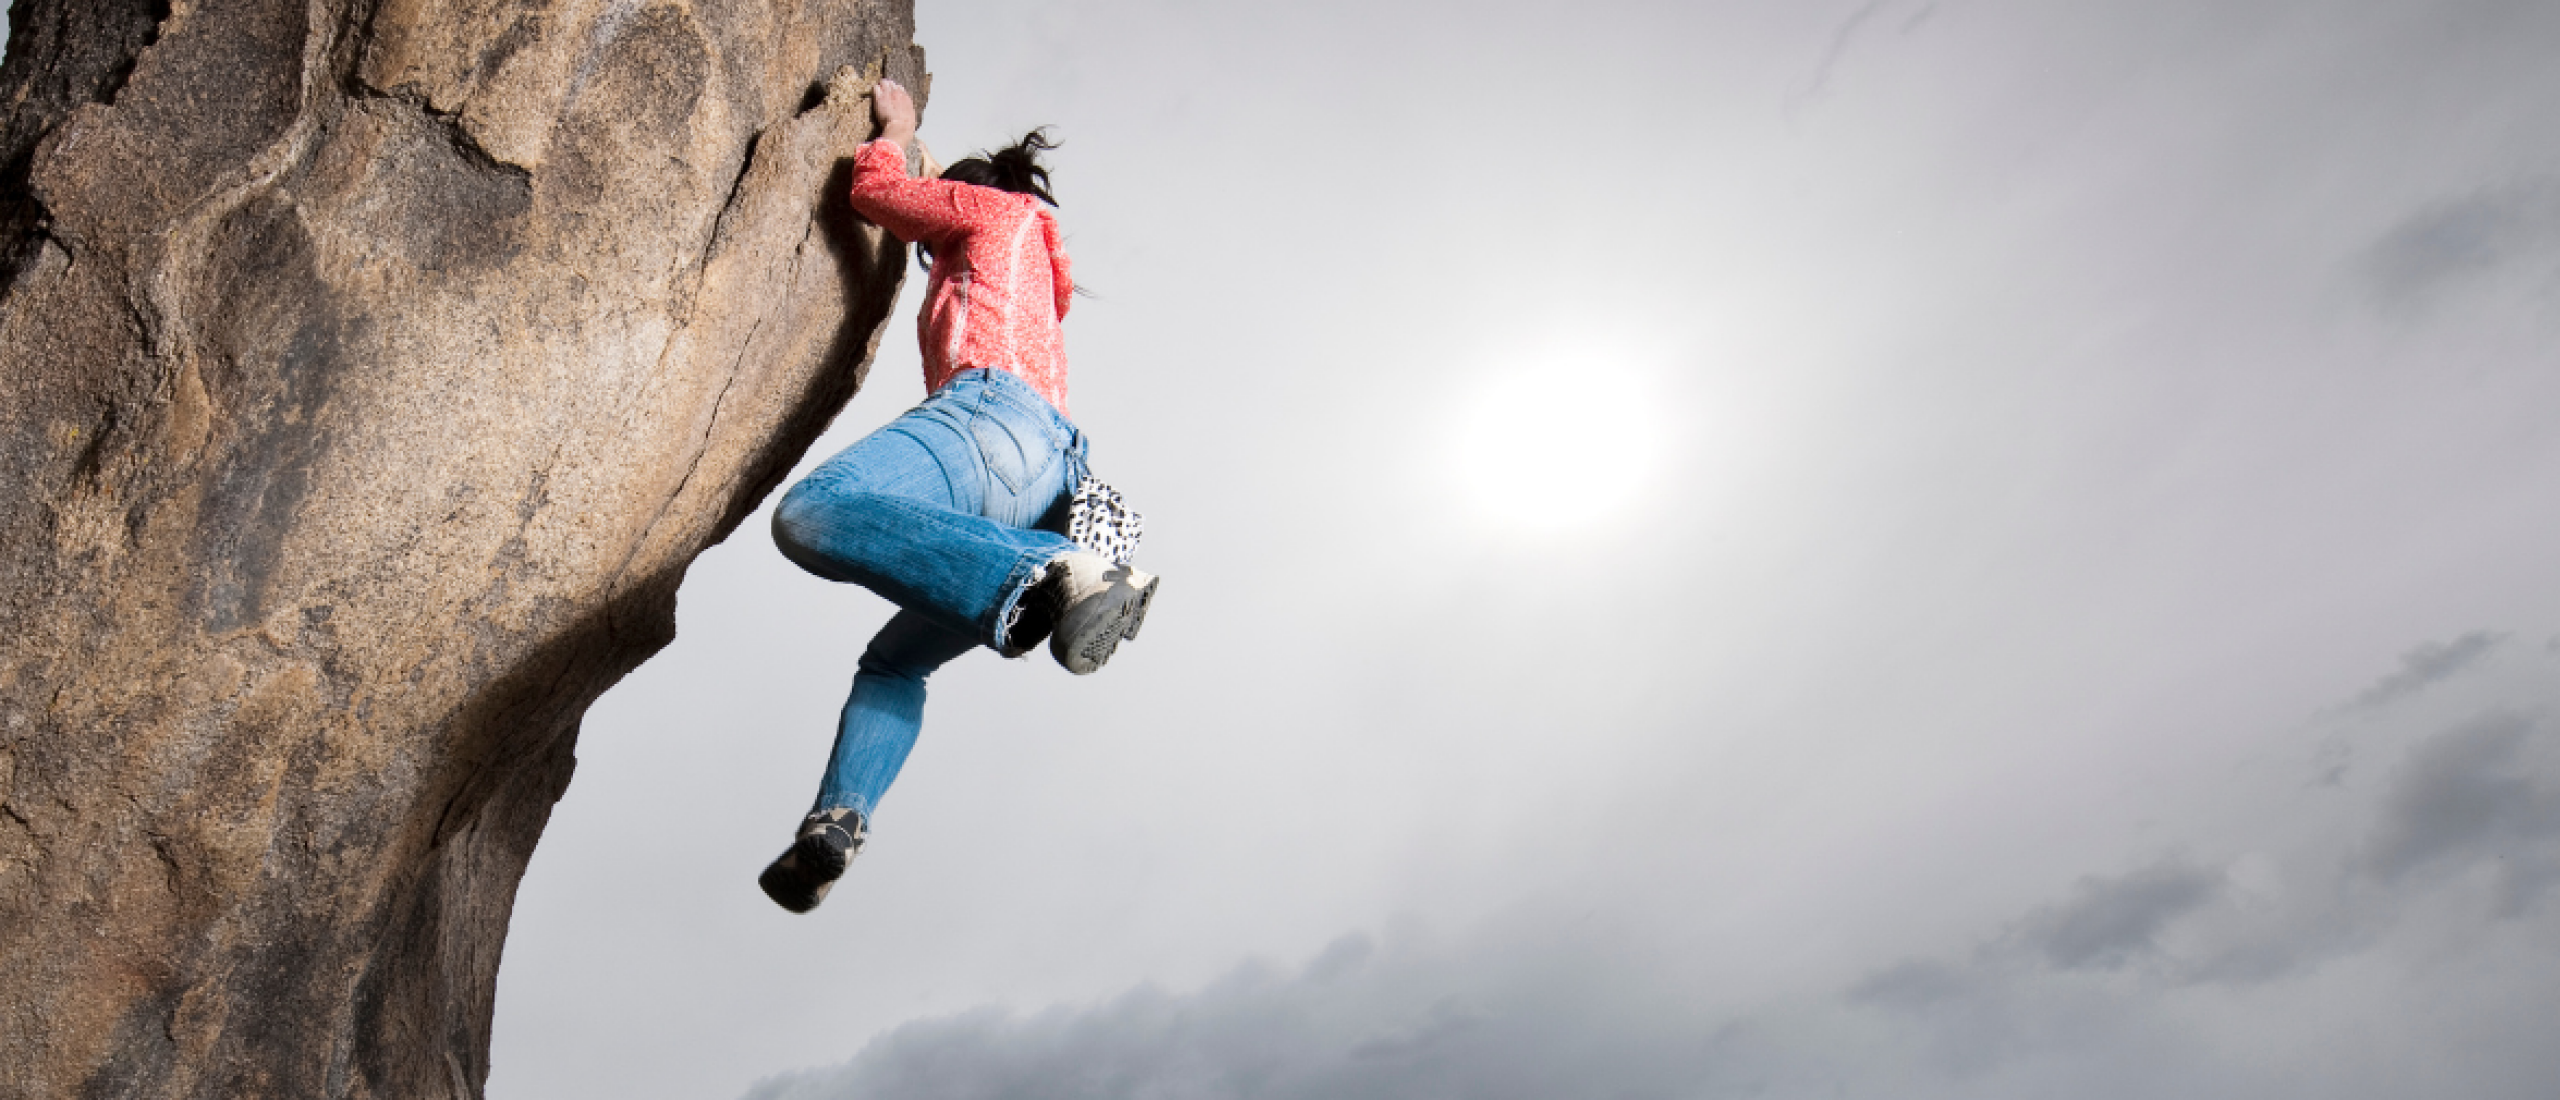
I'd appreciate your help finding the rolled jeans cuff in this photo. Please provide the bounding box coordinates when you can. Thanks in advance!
[990,547,1068,657]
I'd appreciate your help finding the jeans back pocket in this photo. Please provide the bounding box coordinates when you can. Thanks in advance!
[969,394,1061,500]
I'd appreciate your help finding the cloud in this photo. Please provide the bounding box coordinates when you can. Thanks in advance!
[1841,635,2560,1085]
[740,925,1731,1100]
[2363,711,2560,910]
[1839,857,2233,1079]
[1847,957,1976,1011]
[751,637,2560,1100]
[2361,181,2560,313]
[2350,631,2505,709]
[2014,860,2224,971]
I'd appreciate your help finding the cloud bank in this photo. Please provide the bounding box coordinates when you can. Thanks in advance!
[747,636,2560,1100]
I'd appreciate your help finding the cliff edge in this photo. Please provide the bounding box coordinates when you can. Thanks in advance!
[0,1,921,1095]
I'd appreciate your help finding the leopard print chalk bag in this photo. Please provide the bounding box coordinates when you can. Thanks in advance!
[1065,476,1144,566]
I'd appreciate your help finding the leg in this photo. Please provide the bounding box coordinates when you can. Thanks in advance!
[756,612,967,914]
[776,484,1068,647]
[760,372,1123,913]
[808,610,978,819]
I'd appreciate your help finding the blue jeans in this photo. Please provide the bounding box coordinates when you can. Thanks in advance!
[772,369,1085,819]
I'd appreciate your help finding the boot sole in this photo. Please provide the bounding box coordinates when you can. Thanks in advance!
[757,828,857,914]
[1121,573,1158,641]
[758,852,835,914]
[1058,572,1158,674]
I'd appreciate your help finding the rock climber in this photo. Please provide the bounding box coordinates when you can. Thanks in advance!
[756,79,1157,913]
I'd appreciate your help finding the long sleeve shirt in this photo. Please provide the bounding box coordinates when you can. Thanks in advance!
[845,139,1075,414]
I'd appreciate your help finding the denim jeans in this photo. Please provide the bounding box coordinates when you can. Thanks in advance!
[772,368,1084,819]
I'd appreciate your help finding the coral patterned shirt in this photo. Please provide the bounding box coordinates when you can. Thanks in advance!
[846,139,1074,415]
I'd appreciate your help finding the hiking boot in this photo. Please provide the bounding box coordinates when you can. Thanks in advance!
[1042,551,1159,675]
[757,807,866,914]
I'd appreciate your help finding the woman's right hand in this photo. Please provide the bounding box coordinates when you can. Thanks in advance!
[872,79,919,148]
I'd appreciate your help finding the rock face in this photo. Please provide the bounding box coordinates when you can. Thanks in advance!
[0,2,922,1095]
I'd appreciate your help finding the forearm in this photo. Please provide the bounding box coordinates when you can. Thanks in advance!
[847,141,973,243]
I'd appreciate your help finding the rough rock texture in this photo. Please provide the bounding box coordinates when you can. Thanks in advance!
[0,1,923,1095]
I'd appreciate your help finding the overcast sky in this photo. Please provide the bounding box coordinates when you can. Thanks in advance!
[469,1,2560,1097]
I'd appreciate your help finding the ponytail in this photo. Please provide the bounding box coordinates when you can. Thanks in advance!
[938,128,1060,207]
[920,129,1061,271]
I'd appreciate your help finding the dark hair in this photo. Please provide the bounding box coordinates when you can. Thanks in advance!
[920,129,1061,273]
[939,128,1061,206]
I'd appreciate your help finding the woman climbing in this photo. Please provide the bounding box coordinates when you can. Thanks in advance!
[756,79,1157,914]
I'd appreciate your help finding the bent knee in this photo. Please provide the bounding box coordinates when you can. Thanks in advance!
[772,481,862,572]
[771,482,821,554]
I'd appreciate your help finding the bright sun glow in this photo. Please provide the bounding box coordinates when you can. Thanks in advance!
[1448,364,1675,534]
